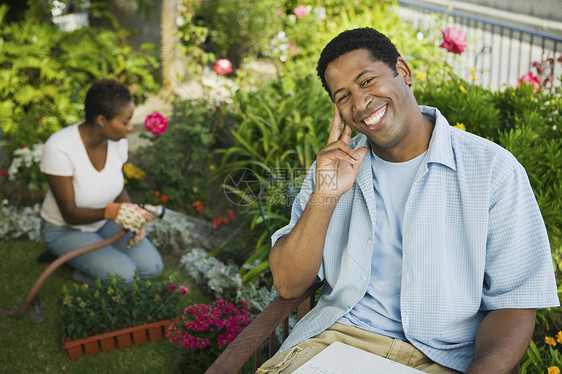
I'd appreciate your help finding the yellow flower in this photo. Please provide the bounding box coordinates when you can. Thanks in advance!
[471,75,479,82]
[455,122,466,131]
[459,86,467,94]
[548,366,560,374]
[123,162,145,180]
[469,68,476,75]
[556,331,562,344]
[545,336,557,346]
[416,72,425,81]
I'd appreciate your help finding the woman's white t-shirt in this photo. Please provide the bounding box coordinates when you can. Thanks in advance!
[40,124,128,232]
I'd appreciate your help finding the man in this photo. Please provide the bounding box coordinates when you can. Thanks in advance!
[258,28,559,373]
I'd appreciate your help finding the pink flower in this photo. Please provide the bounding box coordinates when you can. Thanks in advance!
[144,111,168,135]
[439,27,467,55]
[294,4,307,18]
[213,59,232,75]
[515,72,541,91]
[180,285,189,296]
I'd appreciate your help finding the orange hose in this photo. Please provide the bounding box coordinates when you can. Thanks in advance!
[0,230,126,319]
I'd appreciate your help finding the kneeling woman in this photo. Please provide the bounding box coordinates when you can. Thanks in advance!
[39,79,163,284]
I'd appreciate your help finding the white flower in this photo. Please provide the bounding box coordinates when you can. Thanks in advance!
[313,6,326,21]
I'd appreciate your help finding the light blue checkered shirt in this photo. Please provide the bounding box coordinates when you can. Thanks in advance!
[271,106,559,372]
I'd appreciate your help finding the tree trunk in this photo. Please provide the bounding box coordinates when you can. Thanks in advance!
[160,0,175,95]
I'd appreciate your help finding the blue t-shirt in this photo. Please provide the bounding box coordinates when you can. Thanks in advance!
[338,150,426,340]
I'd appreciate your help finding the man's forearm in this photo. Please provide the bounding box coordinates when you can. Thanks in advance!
[466,308,535,374]
[269,193,339,299]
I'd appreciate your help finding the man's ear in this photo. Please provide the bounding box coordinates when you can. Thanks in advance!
[396,57,413,86]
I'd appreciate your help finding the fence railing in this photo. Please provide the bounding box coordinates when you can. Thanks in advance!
[395,0,562,90]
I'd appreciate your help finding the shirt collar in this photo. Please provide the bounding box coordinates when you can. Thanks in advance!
[420,105,456,171]
[353,105,456,178]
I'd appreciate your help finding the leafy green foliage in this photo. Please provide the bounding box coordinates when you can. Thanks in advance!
[520,339,562,373]
[176,0,216,76]
[136,97,228,211]
[279,2,445,80]
[196,0,283,68]
[58,274,188,340]
[0,4,159,153]
[212,73,332,282]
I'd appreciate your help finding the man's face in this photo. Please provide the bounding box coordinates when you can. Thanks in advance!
[324,48,416,159]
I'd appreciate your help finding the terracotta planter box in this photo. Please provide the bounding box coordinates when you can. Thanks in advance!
[62,319,173,360]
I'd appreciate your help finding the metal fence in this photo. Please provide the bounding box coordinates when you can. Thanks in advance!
[394,0,562,90]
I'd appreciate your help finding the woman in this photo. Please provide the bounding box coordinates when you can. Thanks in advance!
[39,79,163,284]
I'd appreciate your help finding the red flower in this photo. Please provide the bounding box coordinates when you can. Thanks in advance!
[160,194,169,203]
[192,201,204,213]
[180,285,189,296]
[0,169,7,179]
[213,59,232,75]
[294,4,307,18]
[154,190,161,196]
[211,217,229,229]
[19,144,27,149]
[145,111,169,135]
[227,209,235,220]
[439,27,467,55]
[515,72,540,91]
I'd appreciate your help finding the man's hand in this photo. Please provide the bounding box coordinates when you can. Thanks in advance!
[315,105,368,198]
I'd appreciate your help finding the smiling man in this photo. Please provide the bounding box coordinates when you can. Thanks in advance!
[258,28,559,373]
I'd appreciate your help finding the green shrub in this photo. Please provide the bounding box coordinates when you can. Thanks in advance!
[414,75,502,140]
[278,1,446,80]
[136,97,228,211]
[0,4,159,154]
[195,0,283,68]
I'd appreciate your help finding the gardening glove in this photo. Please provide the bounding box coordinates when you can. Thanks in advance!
[104,203,152,247]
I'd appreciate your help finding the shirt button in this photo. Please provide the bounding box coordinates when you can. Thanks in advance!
[367,237,373,244]
[346,306,352,311]
[361,274,367,281]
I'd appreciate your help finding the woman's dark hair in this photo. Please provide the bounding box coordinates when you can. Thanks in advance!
[317,28,401,96]
[84,79,132,122]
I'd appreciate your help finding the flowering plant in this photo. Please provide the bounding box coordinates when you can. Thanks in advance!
[58,273,189,341]
[515,72,541,91]
[520,331,562,373]
[144,111,169,135]
[439,27,467,55]
[7,143,46,192]
[166,298,251,373]
[293,4,308,18]
[212,59,232,75]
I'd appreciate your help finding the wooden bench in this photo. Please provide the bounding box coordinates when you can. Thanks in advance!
[206,281,519,374]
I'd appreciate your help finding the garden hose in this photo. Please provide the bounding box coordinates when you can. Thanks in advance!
[0,230,126,322]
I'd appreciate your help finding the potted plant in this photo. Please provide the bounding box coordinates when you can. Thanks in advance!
[166,298,251,373]
[59,273,189,360]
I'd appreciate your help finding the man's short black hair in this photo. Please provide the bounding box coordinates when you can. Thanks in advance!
[317,27,401,96]
[84,79,132,122]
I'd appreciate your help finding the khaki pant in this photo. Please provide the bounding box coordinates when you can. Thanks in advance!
[256,323,460,374]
